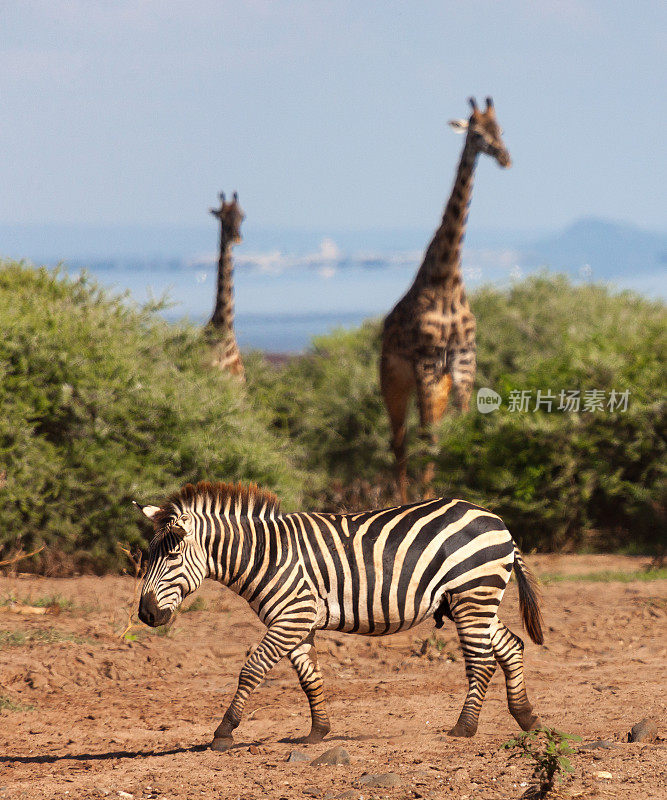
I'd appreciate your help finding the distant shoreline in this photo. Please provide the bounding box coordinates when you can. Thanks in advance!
[3,256,665,353]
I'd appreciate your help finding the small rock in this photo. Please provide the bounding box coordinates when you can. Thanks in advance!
[118,793,134,799]
[358,772,402,788]
[628,718,658,743]
[310,746,351,766]
[248,744,260,755]
[302,788,321,798]
[594,771,613,779]
[287,750,311,763]
[580,739,618,750]
[451,767,470,784]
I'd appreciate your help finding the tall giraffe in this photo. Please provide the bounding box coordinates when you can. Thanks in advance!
[380,97,511,501]
[208,191,245,381]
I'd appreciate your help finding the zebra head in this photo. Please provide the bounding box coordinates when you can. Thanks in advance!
[135,500,208,627]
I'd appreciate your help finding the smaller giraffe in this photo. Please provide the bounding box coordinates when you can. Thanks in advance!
[381,97,511,501]
[208,191,245,381]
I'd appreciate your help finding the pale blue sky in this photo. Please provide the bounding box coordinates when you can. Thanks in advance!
[2,1,665,233]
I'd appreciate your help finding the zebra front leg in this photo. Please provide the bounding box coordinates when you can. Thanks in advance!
[490,617,542,731]
[212,622,314,751]
[288,631,330,743]
[447,595,498,737]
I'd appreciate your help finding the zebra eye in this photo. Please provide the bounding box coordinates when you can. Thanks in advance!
[166,552,181,563]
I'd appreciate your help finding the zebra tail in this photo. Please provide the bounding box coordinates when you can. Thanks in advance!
[512,543,544,645]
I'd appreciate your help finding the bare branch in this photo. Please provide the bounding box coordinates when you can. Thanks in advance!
[0,545,45,568]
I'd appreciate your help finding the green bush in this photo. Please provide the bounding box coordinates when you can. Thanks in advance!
[0,261,306,572]
[434,277,665,553]
[246,321,391,483]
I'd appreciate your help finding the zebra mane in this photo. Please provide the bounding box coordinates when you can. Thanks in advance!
[151,481,282,533]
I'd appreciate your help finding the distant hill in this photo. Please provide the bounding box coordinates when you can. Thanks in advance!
[521,217,667,278]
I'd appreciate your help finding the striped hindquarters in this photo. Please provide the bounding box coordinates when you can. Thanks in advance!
[287,498,514,636]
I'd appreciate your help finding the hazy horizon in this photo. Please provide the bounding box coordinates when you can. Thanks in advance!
[2,215,665,262]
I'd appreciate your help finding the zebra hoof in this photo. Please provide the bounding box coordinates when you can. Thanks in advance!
[297,730,328,744]
[516,712,542,732]
[447,723,477,738]
[211,736,234,751]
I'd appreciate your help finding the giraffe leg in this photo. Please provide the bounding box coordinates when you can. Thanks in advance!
[212,619,315,751]
[287,631,331,743]
[380,351,414,503]
[447,592,499,737]
[447,345,475,412]
[490,617,542,731]
[414,365,451,498]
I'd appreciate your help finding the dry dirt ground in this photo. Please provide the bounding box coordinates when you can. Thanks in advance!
[0,555,665,800]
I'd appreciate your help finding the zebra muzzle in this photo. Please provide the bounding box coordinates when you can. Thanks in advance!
[138,591,172,627]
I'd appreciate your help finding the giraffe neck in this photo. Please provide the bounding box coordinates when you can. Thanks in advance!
[209,229,237,333]
[415,138,478,288]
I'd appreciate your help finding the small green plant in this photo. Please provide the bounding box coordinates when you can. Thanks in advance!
[30,594,74,611]
[423,633,447,653]
[124,622,174,641]
[0,695,35,712]
[502,727,581,797]
[0,628,88,648]
[416,633,457,660]
[183,596,207,613]
[0,593,75,611]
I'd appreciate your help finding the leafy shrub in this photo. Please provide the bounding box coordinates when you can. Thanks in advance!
[502,727,581,798]
[433,277,666,553]
[246,321,393,483]
[0,261,306,573]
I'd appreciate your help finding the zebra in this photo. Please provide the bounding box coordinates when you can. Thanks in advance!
[136,481,544,750]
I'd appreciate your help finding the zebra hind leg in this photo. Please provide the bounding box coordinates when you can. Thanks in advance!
[447,593,498,737]
[490,616,542,731]
[287,631,331,743]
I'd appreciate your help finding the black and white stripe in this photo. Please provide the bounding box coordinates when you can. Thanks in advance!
[138,482,543,748]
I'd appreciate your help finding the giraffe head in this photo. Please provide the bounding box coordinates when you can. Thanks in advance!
[449,97,511,168]
[210,191,245,243]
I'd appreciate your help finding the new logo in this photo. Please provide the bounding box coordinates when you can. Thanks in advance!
[476,388,502,414]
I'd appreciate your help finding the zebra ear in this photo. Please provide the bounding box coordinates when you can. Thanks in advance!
[133,501,161,520]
